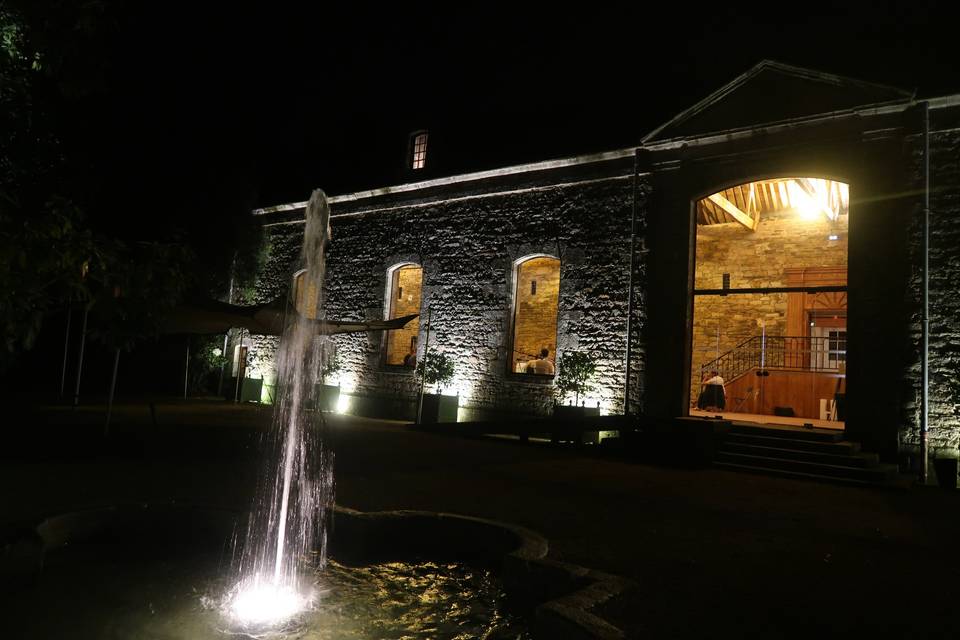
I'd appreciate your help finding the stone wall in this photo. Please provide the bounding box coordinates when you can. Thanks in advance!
[691,210,848,401]
[901,110,960,456]
[253,169,646,418]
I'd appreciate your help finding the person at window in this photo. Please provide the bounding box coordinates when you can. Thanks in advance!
[697,369,726,410]
[526,348,556,375]
[402,346,416,368]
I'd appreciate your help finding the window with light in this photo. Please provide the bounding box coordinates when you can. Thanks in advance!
[411,132,428,170]
[292,270,319,320]
[511,256,560,375]
[385,264,422,366]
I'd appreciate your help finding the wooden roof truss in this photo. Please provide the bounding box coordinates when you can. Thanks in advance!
[696,178,849,231]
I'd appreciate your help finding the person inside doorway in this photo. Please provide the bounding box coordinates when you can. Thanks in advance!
[402,337,417,368]
[833,361,846,421]
[526,348,556,375]
[697,369,726,411]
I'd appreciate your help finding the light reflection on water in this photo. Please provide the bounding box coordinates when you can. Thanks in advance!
[296,561,529,640]
[5,545,530,640]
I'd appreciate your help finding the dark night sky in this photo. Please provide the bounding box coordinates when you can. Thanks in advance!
[44,3,958,239]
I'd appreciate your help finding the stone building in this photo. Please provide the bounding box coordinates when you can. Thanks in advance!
[246,61,960,464]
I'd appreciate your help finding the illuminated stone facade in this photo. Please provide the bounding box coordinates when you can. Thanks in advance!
[247,62,960,465]
[902,126,960,455]
[252,161,645,419]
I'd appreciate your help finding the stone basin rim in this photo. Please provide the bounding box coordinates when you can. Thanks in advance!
[5,502,633,640]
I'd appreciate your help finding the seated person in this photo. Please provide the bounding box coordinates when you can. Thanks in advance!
[526,348,556,375]
[834,366,846,421]
[696,369,726,411]
[402,346,416,367]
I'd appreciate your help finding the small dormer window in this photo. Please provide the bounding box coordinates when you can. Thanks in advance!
[410,131,428,170]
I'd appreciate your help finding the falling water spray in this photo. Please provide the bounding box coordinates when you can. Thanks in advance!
[224,190,336,628]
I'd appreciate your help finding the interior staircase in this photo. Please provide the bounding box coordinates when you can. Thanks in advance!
[715,422,909,487]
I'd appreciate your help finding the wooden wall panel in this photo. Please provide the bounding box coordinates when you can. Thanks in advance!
[724,369,845,419]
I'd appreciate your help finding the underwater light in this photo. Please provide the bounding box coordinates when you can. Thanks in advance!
[226,581,313,627]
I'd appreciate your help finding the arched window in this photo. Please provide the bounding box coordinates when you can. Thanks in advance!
[385,264,423,366]
[292,270,319,320]
[511,256,560,375]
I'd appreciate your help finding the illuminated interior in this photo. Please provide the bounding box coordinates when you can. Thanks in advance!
[411,131,428,170]
[385,264,422,366]
[293,270,319,320]
[691,178,849,428]
[511,256,560,375]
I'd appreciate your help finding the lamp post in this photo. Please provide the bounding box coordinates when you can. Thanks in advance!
[72,305,89,407]
[105,347,120,436]
[623,148,639,416]
[72,261,91,407]
[183,338,190,399]
[59,306,72,399]
[920,101,931,483]
[416,306,433,424]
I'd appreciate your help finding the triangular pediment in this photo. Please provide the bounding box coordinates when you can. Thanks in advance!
[643,60,913,143]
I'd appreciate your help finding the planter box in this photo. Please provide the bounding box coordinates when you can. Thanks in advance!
[349,394,417,421]
[224,377,263,403]
[933,457,958,490]
[317,384,340,412]
[420,394,459,424]
[552,405,601,420]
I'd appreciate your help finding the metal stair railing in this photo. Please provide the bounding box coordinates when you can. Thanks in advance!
[699,335,846,384]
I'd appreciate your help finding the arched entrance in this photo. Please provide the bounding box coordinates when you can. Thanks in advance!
[689,177,848,428]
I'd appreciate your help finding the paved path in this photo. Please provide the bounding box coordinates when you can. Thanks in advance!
[3,401,960,638]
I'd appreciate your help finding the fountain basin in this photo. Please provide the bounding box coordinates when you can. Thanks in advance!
[1,503,632,639]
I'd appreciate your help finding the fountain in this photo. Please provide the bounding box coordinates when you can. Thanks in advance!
[224,189,335,631]
[0,189,629,640]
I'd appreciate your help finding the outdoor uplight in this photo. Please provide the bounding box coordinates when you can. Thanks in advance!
[225,580,314,628]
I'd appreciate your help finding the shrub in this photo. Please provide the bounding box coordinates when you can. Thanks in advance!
[555,351,597,406]
[319,340,340,384]
[416,350,455,393]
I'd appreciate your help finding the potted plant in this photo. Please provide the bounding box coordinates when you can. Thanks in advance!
[416,351,458,423]
[188,337,228,396]
[932,449,958,490]
[554,351,601,419]
[224,346,263,403]
[317,343,341,412]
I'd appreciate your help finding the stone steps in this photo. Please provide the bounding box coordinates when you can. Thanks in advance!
[714,461,902,487]
[722,441,878,467]
[726,432,861,455]
[715,451,900,484]
[728,422,844,442]
[715,423,908,488]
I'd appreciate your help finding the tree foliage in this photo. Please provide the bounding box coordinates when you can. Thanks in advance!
[86,240,195,353]
[0,4,199,369]
[416,350,456,393]
[187,335,228,395]
[319,342,340,383]
[0,198,103,363]
[555,351,597,406]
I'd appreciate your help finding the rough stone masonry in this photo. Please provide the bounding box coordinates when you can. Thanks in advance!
[249,159,647,420]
